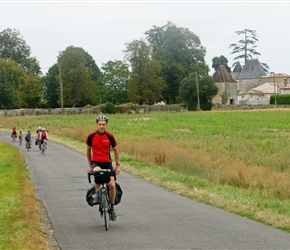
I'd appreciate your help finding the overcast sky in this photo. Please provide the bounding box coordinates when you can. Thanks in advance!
[1,1,290,75]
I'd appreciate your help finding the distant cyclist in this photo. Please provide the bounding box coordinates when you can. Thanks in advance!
[18,129,23,145]
[24,130,32,148]
[11,125,17,141]
[86,114,121,221]
[39,128,48,153]
[36,126,42,147]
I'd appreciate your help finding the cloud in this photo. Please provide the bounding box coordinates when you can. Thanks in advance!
[1,1,290,74]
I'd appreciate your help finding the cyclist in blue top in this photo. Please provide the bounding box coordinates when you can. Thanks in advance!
[25,130,32,148]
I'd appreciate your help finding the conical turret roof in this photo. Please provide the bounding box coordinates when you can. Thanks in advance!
[213,65,236,83]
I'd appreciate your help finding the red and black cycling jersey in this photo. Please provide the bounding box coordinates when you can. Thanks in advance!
[41,132,47,140]
[86,130,117,163]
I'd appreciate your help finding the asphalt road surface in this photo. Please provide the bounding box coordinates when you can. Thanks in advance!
[2,131,290,250]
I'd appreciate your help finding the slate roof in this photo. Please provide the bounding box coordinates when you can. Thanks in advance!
[237,59,266,79]
[213,65,236,83]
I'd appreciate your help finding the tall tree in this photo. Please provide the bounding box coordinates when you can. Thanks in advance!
[0,59,22,109]
[0,28,41,75]
[83,51,101,82]
[57,46,98,107]
[0,58,42,108]
[124,39,165,104]
[145,21,208,104]
[212,55,231,73]
[42,63,59,108]
[178,72,218,111]
[229,29,269,72]
[18,74,43,108]
[97,60,130,104]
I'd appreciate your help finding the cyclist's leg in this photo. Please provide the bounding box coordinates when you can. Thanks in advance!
[108,177,116,205]
[108,176,117,221]
[92,162,101,192]
[96,162,116,204]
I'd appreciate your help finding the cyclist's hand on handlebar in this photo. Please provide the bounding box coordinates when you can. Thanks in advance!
[115,166,120,175]
[88,166,93,173]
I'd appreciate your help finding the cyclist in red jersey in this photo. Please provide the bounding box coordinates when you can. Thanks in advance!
[86,114,120,221]
[40,128,49,154]
[11,125,17,140]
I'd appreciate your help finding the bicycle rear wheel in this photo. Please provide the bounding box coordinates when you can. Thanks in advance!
[41,143,45,155]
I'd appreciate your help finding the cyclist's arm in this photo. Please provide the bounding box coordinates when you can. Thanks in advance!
[113,146,120,175]
[86,145,93,173]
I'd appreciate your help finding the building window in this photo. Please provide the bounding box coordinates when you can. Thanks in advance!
[239,81,243,91]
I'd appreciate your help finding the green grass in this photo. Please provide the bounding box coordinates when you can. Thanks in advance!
[0,141,48,249]
[2,110,290,231]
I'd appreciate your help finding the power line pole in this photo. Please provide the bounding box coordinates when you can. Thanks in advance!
[59,63,64,114]
[196,72,200,110]
[58,63,63,114]
[271,72,277,107]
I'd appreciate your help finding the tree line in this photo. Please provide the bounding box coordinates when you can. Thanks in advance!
[0,24,267,111]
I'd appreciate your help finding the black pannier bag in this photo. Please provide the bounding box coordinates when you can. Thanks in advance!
[86,182,123,206]
[86,186,96,207]
[108,182,123,205]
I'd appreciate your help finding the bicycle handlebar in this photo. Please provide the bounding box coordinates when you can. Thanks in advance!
[87,169,115,184]
[87,171,91,183]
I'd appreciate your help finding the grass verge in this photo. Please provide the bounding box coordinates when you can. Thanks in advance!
[0,141,49,249]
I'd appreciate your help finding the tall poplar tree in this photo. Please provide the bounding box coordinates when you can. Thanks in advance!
[229,29,269,72]
[57,46,99,107]
[124,39,165,105]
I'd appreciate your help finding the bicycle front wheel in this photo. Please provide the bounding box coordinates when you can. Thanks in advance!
[102,193,109,231]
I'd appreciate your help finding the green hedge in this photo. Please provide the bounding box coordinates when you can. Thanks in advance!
[270,94,290,105]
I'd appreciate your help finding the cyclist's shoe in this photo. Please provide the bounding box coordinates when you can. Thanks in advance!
[110,208,117,221]
[93,192,99,205]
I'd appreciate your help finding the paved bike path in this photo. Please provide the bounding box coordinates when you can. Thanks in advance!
[2,131,290,249]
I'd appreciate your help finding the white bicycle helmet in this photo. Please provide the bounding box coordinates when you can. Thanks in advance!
[96,114,108,123]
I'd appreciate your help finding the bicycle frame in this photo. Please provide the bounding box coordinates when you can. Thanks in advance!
[41,140,47,155]
[19,136,22,146]
[99,183,111,231]
[26,140,31,151]
[12,133,17,142]
[37,138,41,150]
[88,170,113,231]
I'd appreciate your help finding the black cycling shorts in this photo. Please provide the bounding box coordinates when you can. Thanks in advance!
[91,161,115,177]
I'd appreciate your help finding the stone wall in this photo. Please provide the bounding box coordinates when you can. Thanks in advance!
[0,104,187,117]
[2,104,289,117]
